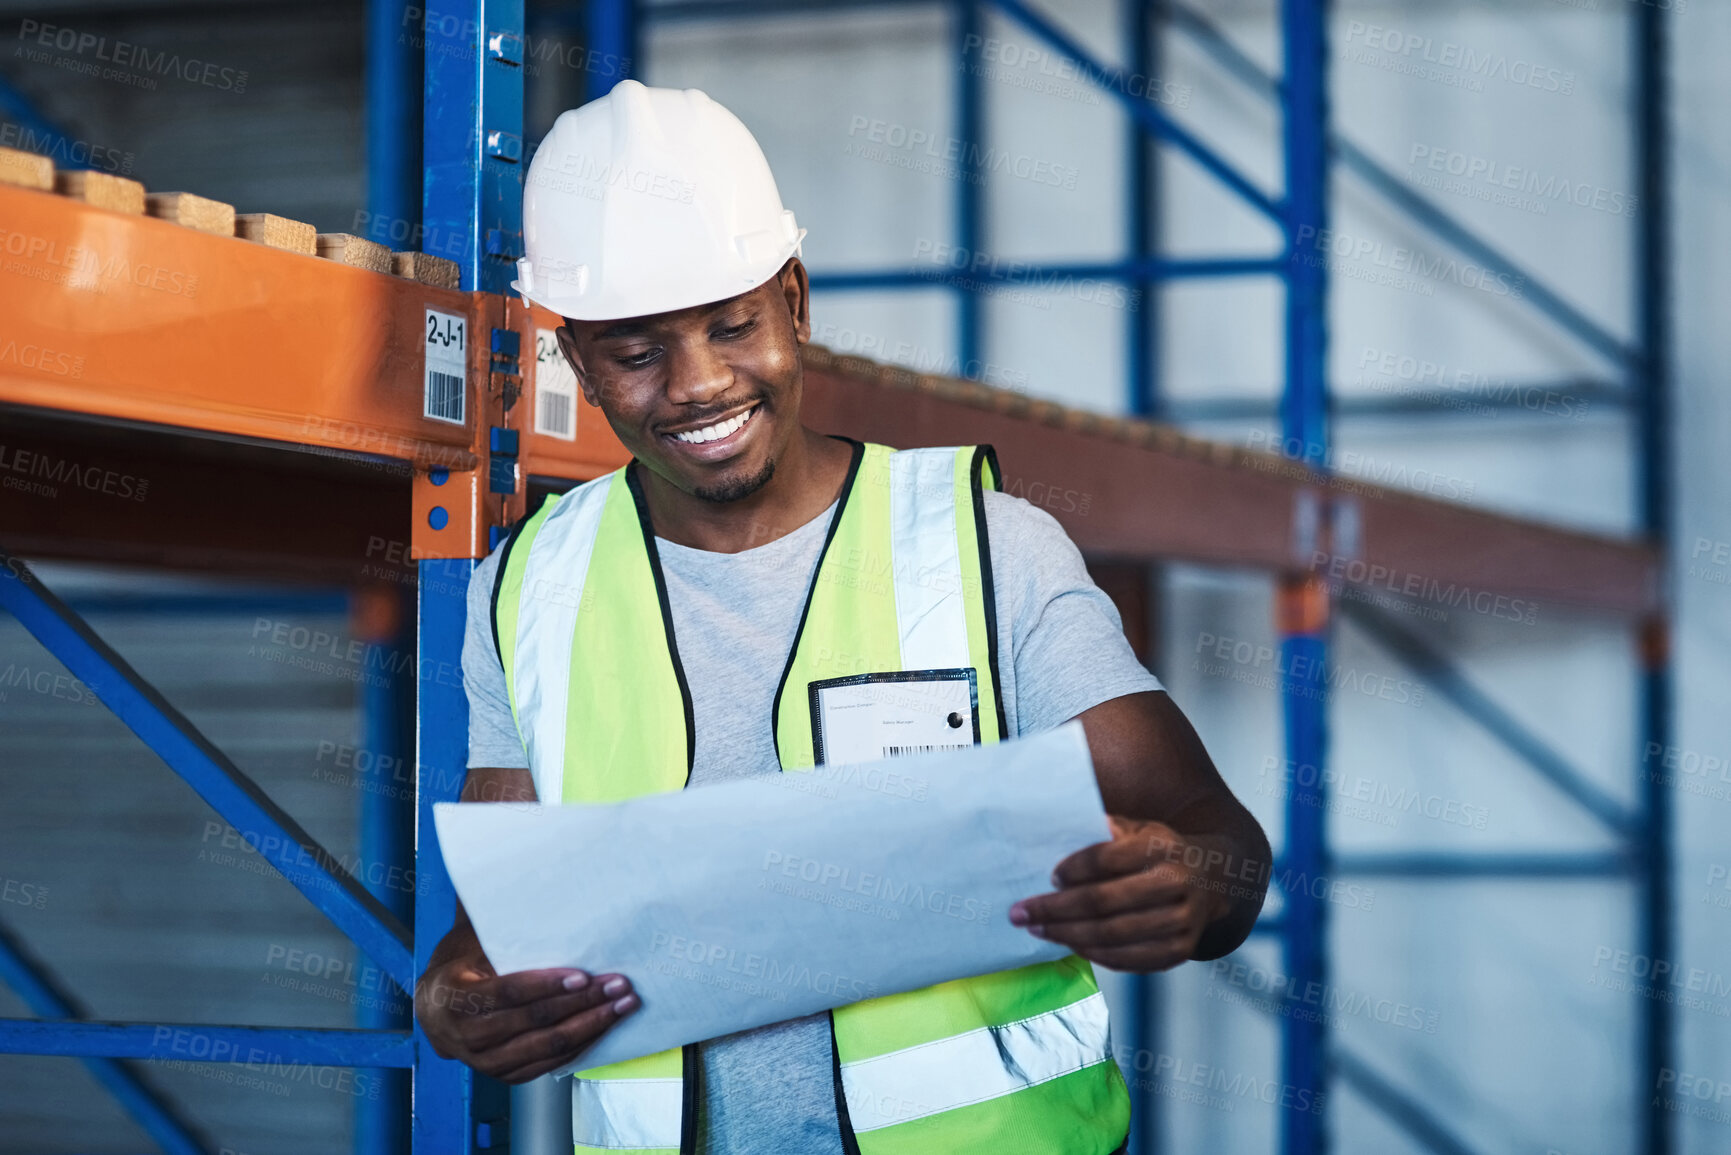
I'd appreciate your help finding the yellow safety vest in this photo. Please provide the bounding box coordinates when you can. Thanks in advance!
[492,437,1130,1154]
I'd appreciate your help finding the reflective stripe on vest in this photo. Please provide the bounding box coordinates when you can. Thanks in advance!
[493,440,1128,1154]
[841,990,1110,1132]
[571,1076,682,1150]
[887,445,968,669]
[500,470,614,806]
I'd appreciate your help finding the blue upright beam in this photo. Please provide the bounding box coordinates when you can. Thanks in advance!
[365,8,422,1144]
[423,0,526,294]
[954,0,984,375]
[1277,2,1330,1154]
[1125,0,1159,421]
[984,0,1284,225]
[1279,0,1328,471]
[1124,5,1160,1150]
[0,553,414,991]
[368,0,421,250]
[1633,4,1673,1152]
[356,589,417,1155]
[586,0,636,102]
[1276,633,1330,1155]
[0,922,209,1155]
[417,0,530,1139]
[411,559,482,1151]
[1339,600,1638,840]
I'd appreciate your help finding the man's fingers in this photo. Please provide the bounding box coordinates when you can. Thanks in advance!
[1051,839,1134,887]
[1013,864,1189,927]
[1054,828,1182,886]
[475,967,596,1010]
[1033,905,1194,950]
[483,992,641,1082]
[459,975,630,1052]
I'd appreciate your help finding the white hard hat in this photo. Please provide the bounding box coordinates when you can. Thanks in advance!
[513,79,806,322]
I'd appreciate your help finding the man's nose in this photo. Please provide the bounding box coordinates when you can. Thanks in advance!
[664,339,733,406]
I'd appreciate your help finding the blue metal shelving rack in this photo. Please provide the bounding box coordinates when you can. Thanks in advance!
[0,0,1672,1151]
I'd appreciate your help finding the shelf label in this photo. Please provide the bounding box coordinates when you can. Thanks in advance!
[424,309,467,425]
[534,328,577,440]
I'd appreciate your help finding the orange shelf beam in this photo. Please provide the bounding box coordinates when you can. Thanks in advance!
[0,181,1659,611]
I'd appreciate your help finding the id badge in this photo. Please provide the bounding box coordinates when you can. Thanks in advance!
[809,668,980,766]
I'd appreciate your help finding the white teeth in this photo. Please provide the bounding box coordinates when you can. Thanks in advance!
[674,405,754,444]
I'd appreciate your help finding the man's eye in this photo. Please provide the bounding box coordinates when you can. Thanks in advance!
[713,319,756,340]
[616,348,660,369]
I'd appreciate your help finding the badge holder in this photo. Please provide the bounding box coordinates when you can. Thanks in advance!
[809,668,981,766]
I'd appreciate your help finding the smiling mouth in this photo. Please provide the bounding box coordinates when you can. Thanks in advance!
[664,403,760,445]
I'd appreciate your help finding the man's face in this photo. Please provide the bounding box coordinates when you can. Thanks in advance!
[555,260,811,504]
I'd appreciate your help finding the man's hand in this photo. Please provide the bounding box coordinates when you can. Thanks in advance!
[415,934,639,1084]
[1007,816,1234,973]
[413,764,641,1083]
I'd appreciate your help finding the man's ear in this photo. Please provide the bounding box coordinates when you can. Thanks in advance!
[554,322,599,407]
[779,258,811,345]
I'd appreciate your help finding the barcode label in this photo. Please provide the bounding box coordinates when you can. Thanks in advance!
[424,309,466,425]
[534,328,577,439]
[426,371,463,422]
[883,744,969,758]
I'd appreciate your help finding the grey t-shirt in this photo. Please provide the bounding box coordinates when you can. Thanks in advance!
[461,485,1163,1153]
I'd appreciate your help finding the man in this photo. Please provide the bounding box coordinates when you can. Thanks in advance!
[416,80,1269,1154]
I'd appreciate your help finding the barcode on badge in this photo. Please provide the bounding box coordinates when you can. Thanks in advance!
[424,309,466,425]
[534,328,577,439]
[883,744,970,757]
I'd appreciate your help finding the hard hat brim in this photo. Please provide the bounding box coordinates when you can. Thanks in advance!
[514,232,806,323]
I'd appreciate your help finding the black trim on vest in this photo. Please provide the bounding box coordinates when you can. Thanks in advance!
[972,445,1010,741]
[680,1042,700,1155]
[828,1010,864,1155]
[623,460,699,786]
[488,506,538,667]
[768,435,866,769]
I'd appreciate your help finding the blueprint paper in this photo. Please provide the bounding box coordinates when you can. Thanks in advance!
[433,720,1109,1075]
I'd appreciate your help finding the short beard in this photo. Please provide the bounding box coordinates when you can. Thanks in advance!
[692,456,776,503]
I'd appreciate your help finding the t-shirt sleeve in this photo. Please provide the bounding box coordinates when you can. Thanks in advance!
[983,489,1163,737]
[463,545,531,770]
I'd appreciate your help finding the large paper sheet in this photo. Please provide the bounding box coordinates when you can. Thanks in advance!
[433,720,1108,1075]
